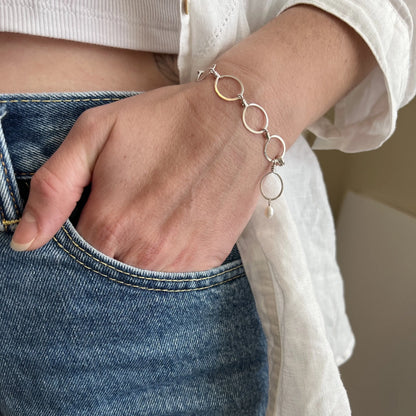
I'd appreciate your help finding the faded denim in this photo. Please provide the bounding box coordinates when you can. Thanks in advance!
[0,92,268,415]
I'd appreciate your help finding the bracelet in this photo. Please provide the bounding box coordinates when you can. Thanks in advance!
[196,64,286,218]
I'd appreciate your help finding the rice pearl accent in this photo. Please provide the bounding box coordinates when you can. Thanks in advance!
[265,202,274,219]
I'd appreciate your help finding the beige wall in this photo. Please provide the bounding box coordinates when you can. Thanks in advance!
[335,191,416,416]
[314,98,416,416]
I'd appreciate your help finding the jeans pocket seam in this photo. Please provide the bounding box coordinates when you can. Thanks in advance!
[0,97,122,104]
[53,234,244,292]
[53,225,244,291]
[60,224,241,282]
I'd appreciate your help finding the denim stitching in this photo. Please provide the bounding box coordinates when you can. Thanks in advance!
[0,151,21,218]
[0,98,121,104]
[0,205,6,232]
[2,219,20,226]
[58,225,242,283]
[53,235,243,292]
[16,172,35,176]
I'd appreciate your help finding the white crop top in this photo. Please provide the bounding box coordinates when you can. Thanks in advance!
[0,0,183,53]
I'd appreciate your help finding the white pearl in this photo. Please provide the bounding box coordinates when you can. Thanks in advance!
[265,205,274,218]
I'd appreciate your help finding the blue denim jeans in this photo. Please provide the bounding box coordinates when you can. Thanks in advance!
[0,92,268,415]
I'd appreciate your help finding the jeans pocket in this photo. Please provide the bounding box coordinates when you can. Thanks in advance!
[1,219,268,416]
[1,220,268,416]
[52,220,245,293]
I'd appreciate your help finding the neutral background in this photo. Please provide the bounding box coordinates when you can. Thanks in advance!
[314,97,416,415]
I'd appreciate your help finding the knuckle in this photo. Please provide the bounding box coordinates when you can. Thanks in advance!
[73,106,113,147]
[76,108,102,133]
[30,166,64,200]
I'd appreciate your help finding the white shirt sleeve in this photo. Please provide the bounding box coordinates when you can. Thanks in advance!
[279,0,416,152]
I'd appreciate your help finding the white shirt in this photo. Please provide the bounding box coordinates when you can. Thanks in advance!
[1,1,415,415]
[180,2,416,415]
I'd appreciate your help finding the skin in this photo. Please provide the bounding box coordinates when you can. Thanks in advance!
[9,5,375,271]
[0,32,176,92]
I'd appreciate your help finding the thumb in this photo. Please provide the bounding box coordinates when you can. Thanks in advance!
[10,109,112,251]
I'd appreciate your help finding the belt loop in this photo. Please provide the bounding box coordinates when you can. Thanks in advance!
[0,104,24,233]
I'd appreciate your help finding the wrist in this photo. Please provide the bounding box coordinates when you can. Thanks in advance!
[213,58,300,147]
[212,5,376,150]
[192,63,289,217]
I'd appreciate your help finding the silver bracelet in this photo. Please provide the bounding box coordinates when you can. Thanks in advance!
[197,64,286,218]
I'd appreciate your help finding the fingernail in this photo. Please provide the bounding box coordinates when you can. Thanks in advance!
[10,238,35,252]
[10,211,37,252]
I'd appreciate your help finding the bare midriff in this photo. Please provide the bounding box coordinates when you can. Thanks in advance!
[0,33,177,93]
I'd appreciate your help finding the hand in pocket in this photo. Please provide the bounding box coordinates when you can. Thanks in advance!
[11,83,264,272]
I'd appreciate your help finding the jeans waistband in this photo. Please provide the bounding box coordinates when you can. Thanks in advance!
[0,91,140,232]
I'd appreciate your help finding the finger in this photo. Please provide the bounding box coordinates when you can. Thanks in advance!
[10,108,113,251]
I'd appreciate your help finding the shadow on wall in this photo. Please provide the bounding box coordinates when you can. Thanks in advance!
[335,192,416,416]
[313,98,416,416]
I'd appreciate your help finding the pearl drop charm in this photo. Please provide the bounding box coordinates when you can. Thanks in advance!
[265,204,274,218]
[260,170,283,219]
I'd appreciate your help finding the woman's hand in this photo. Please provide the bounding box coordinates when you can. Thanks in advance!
[10,5,376,272]
[10,81,267,271]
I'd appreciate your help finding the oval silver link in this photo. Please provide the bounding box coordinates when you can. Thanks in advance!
[264,134,286,163]
[242,103,269,134]
[214,75,245,102]
[260,171,284,201]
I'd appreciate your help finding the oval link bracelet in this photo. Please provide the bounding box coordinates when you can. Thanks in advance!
[197,64,286,218]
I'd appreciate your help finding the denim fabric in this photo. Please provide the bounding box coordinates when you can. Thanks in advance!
[0,92,268,415]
